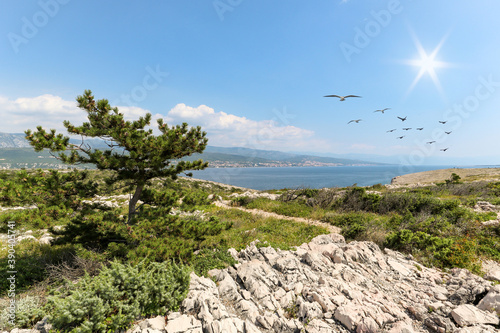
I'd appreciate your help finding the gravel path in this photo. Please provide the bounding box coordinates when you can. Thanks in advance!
[213,200,341,234]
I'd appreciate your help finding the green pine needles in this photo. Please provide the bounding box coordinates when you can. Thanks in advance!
[46,260,191,332]
[25,89,208,221]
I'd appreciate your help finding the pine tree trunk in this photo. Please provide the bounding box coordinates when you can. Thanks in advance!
[128,182,145,223]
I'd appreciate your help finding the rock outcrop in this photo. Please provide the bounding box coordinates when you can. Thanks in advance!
[128,233,499,333]
[24,233,499,333]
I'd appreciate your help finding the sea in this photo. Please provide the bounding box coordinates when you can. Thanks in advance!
[189,165,483,191]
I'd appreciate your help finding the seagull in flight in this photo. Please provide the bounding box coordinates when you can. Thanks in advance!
[416,128,424,130]
[427,141,436,144]
[445,131,452,134]
[324,94,361,101]
[440,148,449,151]
[386,129,396,133]
[402,128,412,131]
[348,119,362,124]
[439,121,447,124]
[374,108,390,113]
[397,136,405,139]
[397,116,407,121]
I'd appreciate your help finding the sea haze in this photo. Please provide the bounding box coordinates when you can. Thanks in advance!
[189,165,460,191]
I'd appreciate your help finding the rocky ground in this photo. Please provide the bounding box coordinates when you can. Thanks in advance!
[5,173,500,332]
[24,233,500,333]
[118,233,499,333]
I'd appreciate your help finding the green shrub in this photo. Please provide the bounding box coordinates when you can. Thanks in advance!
[0,204,74,232]
[231,196,253,207]
[141,187,179,207]
[46,260,191,332]
[0,169,98,209]
[323,212,372,240]
[297,188,319,198]
[191,247,238,277]
[446,173,462,184]
[384,229,480,273]
[476,224,500,261]
[54,205,231,263]
[182,189,210,208]
[336,187,381,212]
[125,213,230,263]
[0,295,43,330]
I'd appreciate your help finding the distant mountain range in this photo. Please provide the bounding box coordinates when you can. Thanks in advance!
[0,132,32,148]
[0,132,384,168]
[198,146,382,166]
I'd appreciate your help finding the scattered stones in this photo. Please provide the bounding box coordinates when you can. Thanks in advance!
[28,233,500,332]
[482,259,500,282]
[0,228,58,246]
[473,201,499,213]
[477,285,500,315]
[229,191,280,201]
[450,304,499,327]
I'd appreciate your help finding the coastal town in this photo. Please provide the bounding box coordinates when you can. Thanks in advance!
[0,156,374,170]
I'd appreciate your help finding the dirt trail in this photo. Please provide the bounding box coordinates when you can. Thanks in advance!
[213,200,341,234]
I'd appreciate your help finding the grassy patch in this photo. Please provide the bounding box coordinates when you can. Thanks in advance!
[202,208,329,251]
[0,241,76,295]
[245,197,313,218]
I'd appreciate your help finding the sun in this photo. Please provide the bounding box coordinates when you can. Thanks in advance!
[404,30,451,99]
[417,53,440,74]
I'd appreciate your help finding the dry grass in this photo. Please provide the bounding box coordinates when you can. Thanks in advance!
[46,254,104,283]
[391,168,500,186]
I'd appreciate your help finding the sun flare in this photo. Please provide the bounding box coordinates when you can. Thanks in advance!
[417,54,440,74]
[404,30,451,99]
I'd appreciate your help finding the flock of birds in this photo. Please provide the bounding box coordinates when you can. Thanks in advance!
[324,94,451,152]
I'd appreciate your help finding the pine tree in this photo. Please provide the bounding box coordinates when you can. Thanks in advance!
[25,90,208,221]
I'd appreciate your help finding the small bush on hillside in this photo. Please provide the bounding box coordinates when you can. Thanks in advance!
[51,185,231,263]
[446,173,462,185]
[45,260,191,332]
[231,196,253,207]
[191,247,238,277]
[0,205,74,232]
[182,189,211,208]
[384,229,480,273]
[0,169,98,208]
[325,212,371,240]
[335,187,381,212]
[0,295,42,330]
[310,188,338,209]
[141,187,180,207]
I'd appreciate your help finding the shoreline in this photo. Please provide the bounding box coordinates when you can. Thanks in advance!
[390,167,500,186]
[185,167,500,192]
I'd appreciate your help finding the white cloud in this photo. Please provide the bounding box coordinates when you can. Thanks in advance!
[164,103,330,151]
[0,94,84,133]
[117,105,162,122]
[0,94,331,152]
[0,94,162,134]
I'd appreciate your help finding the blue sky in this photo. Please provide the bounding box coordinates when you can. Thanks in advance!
[1,1,500,165]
